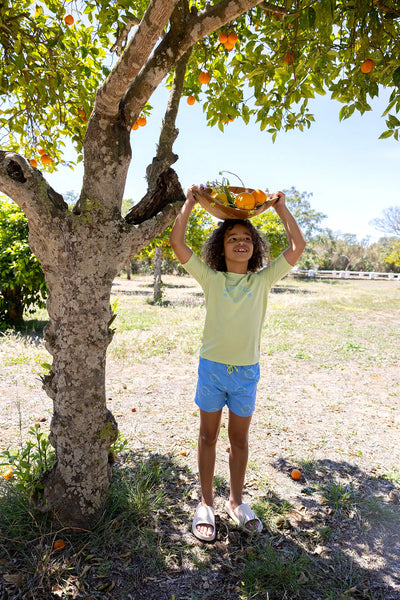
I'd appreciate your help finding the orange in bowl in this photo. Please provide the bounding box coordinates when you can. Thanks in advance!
[252,189,267,205]
[234,192,256,210]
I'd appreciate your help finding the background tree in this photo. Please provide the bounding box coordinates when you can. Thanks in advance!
[385,238,400,268]
[370,206,400,236]
[301,231,400,272]
[1,0,399,527]
[252,188,327,261]
[0,197,47,327]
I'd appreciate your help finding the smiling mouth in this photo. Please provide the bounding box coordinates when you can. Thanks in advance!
[235,247,248,253]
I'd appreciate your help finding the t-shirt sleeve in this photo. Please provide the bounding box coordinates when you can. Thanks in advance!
[262,253,292,288]
[181,252,212,289]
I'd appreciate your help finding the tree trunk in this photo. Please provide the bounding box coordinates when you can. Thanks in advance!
[153,246,163,304]
[30,215,124,527]
[2,287,24,326]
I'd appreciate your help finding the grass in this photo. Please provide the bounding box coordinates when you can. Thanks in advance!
[262,279,400,369]
[1,273,400,599]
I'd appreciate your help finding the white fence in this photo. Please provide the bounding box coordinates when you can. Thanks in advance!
[291,269,400,280]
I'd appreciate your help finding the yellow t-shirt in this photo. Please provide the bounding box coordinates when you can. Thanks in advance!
[183,252,292,365]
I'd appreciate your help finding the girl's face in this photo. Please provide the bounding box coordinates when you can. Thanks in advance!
[223,223,254,273]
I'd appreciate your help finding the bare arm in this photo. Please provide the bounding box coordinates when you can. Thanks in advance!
[170,186,197,264]
[271,191,306,266]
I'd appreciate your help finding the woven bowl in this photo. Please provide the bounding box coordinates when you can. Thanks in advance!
[193,186,277,220]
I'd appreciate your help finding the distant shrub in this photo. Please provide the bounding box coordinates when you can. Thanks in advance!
[0,198,48,327]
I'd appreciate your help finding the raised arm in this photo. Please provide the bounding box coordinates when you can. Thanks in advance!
[170,186,197,264]
[271,192,306,266]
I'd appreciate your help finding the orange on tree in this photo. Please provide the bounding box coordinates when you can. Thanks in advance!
[224,41,235,51]
[234,192,256,210]
[199,71,211,84]
[137,116,147,126]
[361,58,374,73]
[227,32,238,45]
[64,14,74,25]
[40,154,52,165]
[252,189,267,205]
[218,32,228,44]
[284,52,295,65]
[132,121,139,130]
[30,158,38,168]
[187,95,196,105]
[38,148,46,155]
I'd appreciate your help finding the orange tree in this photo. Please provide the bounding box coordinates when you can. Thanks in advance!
[0,0,399,528]
[0,197,48,326]
[136,204,214,271]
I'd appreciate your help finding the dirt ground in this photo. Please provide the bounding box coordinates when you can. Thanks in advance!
[1,275,399,599]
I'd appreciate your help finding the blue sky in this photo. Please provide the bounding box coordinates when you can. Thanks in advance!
[47,85,400,242]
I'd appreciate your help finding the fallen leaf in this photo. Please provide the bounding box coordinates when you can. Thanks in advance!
[3,573,25,587]
[297,572,308,583]
[52,583,64,597]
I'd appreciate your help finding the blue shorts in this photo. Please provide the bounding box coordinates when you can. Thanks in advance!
[194,357,260,417]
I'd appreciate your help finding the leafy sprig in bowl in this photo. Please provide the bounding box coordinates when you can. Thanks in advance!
[194,172,277,220]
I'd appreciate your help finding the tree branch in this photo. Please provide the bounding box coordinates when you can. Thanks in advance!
[94,0,180,116]
[125,48,192,225]
[259,2,289,16]
[125,168,185,225]
[147,49,192,185]
[0,151,68,222]
[110,17,140,56]
[126,197,183,258]
[120,0,266,127]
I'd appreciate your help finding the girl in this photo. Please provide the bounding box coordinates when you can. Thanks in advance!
[170,186,305,541]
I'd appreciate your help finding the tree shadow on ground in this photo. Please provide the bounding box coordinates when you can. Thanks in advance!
[1,318,47,340]
[1,451,399,600]
[272,285,313,295]
[267,456,400,599]
[112,288,153,297]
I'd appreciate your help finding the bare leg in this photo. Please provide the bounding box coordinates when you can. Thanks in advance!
[196,408,222,537]
[227,410,259,530]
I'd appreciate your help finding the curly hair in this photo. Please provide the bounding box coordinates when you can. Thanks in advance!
[201,219,270,273]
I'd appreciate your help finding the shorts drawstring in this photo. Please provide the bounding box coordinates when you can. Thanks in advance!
[226,364,239,374]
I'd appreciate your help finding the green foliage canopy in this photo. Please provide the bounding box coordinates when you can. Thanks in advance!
[136,204,214,264]
[1,0,399,172]
[189,1,400,140]
[0,197,48,326]
[0,0,148,166]
[385,238,400,267]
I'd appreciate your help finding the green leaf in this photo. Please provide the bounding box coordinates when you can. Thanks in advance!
[393,66,400,87]
[308,7,316,28]
[379,130,394,139]
[387,114,400,127]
